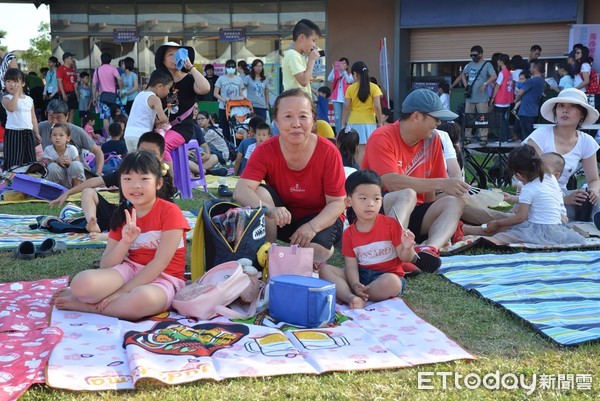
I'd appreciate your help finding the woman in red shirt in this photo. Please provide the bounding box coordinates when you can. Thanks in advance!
[234,89,347,267]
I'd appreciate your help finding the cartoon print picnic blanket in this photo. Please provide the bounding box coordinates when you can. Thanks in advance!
[0,277,67,401]
[440,251,600,346]
[46,298,474,391]
[0,211,198,252]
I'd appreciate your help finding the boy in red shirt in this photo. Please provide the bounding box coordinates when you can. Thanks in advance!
[321,170,433,309]
[57,52,78,123]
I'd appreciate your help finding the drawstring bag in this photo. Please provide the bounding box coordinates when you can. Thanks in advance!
[191,198,267,280]
[173,261,265,320]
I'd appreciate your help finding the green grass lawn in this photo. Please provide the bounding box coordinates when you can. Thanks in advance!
[1,193,599,401]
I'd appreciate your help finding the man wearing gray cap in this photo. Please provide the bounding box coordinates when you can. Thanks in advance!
[362,89,470,271]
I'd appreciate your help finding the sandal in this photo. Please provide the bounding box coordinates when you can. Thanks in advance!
[36,238,67,258]
[218,184,233,198]
[14,241,36,260]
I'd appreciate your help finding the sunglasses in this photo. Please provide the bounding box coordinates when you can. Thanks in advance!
[470,54,479,57]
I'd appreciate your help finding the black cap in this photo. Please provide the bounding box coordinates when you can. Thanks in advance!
[62,52,76,60]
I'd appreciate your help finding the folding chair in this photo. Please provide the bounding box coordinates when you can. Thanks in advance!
[461,112,515,188]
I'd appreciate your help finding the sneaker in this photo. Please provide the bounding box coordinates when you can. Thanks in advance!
[594,211,600,230]
[479,138,488,147]
[207,167,228,176]
[451,220,464,243]
[413,245,442,273]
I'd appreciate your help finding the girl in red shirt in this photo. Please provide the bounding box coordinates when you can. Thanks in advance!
[53,151,189,320]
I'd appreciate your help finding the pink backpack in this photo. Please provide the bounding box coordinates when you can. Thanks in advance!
[172,261,264,320]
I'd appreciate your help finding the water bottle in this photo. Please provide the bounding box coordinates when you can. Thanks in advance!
[575,187,593,221]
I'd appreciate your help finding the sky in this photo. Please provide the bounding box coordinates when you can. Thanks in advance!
[0,3,50,51]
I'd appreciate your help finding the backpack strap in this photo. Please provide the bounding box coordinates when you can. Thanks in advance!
[190,207,206,280]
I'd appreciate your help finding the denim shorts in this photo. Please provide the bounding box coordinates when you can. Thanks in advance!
[358,267,406,296]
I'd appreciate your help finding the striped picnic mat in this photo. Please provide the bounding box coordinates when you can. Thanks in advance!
[0,211,198,251]
[439,251,600,346]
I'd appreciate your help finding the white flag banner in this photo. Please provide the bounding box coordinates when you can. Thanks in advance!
[379,37,390,108]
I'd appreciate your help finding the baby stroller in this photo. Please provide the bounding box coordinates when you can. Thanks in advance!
[226,99,254,146]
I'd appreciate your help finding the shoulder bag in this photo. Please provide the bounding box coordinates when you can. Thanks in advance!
[465,61,489,99]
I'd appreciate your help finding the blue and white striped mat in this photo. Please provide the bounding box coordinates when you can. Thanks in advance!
[440,251,600,346]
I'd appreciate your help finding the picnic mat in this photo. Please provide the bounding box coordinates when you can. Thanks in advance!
[0,211,198,252]
[46,298,474,391]
[439,251,600,346]
[205,175,239,190]
[440,234,600,256]
[0,189,120,205]
[0,277,68,401]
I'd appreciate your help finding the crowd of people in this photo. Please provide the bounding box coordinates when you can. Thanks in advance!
[1,20,598,321]
[449,43,600,145]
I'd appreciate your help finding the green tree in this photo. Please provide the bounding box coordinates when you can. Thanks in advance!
[21,22,51,73]
[0,29,7,53]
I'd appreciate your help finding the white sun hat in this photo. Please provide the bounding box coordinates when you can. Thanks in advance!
[540,87,599,126]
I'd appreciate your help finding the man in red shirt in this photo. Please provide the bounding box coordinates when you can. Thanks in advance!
[57,52,79,123]
[362,89,470,260]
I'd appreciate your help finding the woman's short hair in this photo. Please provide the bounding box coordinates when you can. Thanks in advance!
[272,89,316,121]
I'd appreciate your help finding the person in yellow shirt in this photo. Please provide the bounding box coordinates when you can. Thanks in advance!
[282,19,322,98]
[341,61,385,165]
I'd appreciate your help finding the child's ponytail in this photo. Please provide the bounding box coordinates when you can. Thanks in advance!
[158,164,177,202]
[109,199,131,231]
[350,61,371,103]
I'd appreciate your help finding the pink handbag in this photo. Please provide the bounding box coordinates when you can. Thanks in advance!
[267,244,314,278]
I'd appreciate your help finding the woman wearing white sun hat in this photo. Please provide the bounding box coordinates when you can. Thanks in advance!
[524,87,600,221]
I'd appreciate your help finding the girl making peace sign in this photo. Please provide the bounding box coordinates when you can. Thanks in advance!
[53,151,190,320]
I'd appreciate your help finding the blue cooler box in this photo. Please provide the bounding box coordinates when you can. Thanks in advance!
[269,275,336,328]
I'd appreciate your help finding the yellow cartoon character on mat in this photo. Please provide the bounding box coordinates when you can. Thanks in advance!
[245,333,299,358]
[291,331,349,350]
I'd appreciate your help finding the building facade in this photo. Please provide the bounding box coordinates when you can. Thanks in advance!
[5,0,600,113]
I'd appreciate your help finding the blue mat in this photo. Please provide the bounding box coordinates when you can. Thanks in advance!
[439,251,600,346]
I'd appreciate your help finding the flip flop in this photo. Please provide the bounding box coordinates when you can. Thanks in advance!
[218,184,233,198]
[14,241,35,260]
[36,238,67,258]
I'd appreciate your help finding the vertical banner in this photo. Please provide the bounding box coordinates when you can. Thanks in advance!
[379,37,390,108]
[569,25,600,70]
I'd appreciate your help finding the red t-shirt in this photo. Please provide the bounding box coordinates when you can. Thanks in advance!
[109,198,190,280]
[362,121,447,204]
[56,65,77,93]
[342,214,405,277]
[241,135,346,220]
